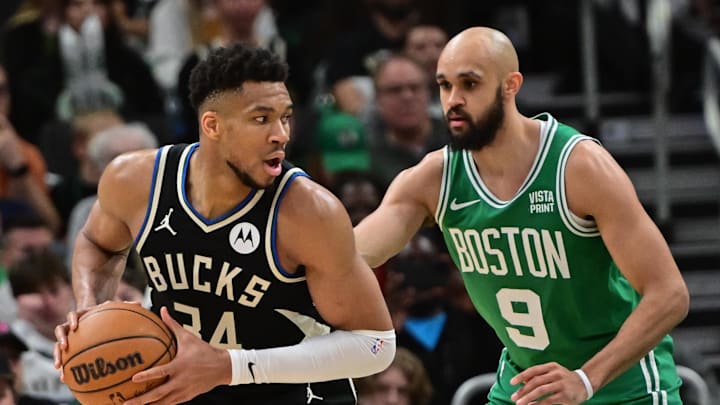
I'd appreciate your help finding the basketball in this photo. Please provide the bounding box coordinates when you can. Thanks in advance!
[62,302,177,405]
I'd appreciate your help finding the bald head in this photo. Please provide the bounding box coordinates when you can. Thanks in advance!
[439,27,518,81]
[435,27,524,151]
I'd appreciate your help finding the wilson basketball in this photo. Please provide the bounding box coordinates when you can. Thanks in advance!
[62,302,177,405]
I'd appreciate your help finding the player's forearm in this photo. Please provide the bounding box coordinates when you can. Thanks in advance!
[228,329,396,384]
[355,214,417,268]
[72,231,129,309]
[580,283,688,392]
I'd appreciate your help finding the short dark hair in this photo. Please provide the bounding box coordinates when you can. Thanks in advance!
[0,208,48,235]
[188,44,288,110]
[8,250,69,297]
[372,52,427,87]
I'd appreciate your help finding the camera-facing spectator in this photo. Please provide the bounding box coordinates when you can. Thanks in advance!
[364,54,448,186]
[356,347,433,405]
[8,250,75,403]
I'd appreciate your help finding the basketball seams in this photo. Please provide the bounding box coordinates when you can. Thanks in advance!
[79,306,174,344]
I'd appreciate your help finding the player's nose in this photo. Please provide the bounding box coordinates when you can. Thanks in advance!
[269,120,290,145]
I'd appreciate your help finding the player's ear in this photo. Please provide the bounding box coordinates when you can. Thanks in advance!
[504,72,523,97]
[200,110,221,141]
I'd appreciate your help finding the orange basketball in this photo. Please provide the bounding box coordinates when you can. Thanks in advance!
[62,302,177,405]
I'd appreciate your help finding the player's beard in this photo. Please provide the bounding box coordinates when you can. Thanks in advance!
[446,86,505,151]
[226,161,271,189]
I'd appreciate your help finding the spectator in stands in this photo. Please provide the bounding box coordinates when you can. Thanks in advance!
[330,171,384,227]
[0,65,60,234]
[0,213,54,273]
[65,122,157,266]
[49,109,124,233]
[0,0,163,144]
[0,324,55,405]
[0,0,65,144]
[383,229,501,405]
[403,24,448,119]
[0,354,15,405]
[8,250,75,403]
[56,0,164,122]
[310,106,371,186]
[356,347,433,405]
[330,170,387,287]
[109,0,153,47]
[365,54,447,186]
[144,0,194,92]
[324,0,420,116]
[0,210,57,324]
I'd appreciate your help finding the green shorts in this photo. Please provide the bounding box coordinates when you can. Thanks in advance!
[486,345,682,404]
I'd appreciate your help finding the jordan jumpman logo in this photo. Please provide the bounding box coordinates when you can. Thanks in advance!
[154,208,177,236]
[306,384,324,403]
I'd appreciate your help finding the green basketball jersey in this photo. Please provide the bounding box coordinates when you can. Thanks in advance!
[435,114,681,403]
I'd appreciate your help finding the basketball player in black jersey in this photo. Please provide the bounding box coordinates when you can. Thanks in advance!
[53,44,395,405]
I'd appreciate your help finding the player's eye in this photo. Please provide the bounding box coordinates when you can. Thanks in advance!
[280,113,292,124]
[437,81,451,90]
[254,116,268,124]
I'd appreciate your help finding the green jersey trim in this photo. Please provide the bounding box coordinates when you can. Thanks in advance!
[464,116,557,208]
[557,135,601,237]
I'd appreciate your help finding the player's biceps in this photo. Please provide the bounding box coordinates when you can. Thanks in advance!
[306,270,357,323]
[84,211,133,252]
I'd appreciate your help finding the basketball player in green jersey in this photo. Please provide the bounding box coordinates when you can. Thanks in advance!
[355,27,689,404]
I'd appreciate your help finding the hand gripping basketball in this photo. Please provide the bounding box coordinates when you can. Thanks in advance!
[57,302,177,405]
[116,306,234,405]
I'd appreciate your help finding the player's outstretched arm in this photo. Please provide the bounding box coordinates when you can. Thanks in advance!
[510,141,689,405]
[355,150,443,267]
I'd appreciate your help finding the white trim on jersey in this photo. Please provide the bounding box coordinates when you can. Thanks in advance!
[434,146,451,230]
[136,146,171,252]
[265,167,307,283]
[556,135,601,237]
[463,114,556,208]
[175,144,265,233]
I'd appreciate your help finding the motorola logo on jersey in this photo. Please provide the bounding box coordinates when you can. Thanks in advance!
[229,222,261,254]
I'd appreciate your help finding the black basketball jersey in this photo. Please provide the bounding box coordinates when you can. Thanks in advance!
[134,143,356,404]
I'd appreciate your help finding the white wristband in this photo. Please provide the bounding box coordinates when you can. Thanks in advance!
[574,369,594,400]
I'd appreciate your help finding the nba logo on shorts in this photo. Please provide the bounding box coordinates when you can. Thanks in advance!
[370,338,385,355]
[229,222,261,254]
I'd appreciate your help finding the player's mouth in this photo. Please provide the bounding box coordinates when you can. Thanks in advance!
[448,117,468,130]
[263,156,283,176]
[446,110,470,130]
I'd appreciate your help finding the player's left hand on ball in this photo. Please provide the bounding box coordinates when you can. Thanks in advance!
[509,362,589,405]
[121,307,232,405]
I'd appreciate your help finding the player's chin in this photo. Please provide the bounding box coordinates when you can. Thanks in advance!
[254,173,277,189]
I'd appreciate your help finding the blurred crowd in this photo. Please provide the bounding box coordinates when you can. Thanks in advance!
[0,0,712,404]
